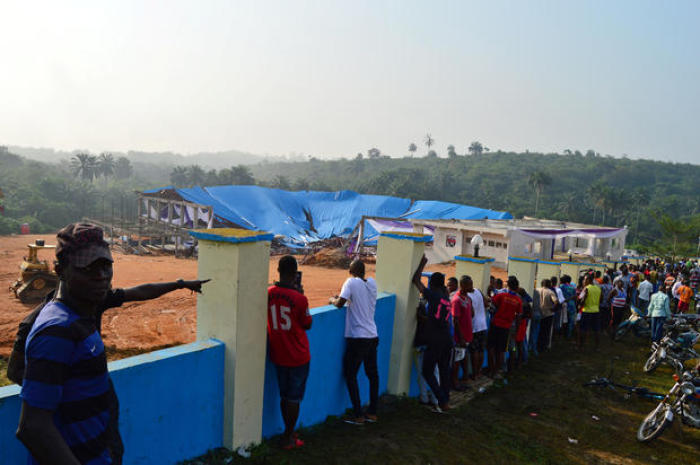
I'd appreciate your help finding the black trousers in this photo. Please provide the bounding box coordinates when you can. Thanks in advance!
[343,337,379,417]
[422,340,452,406]
[538,316,554,352]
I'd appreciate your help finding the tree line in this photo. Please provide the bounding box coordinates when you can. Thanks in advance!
[2,145,698,257]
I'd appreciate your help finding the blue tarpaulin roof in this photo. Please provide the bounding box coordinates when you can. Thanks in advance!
[144,185,512,246]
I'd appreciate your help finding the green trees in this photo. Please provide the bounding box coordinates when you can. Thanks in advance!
[408,143,417,157]
[114,157,133,179]
[468,141,484,156]
[528,170,552,217]
[447,145,457,158]
[656,213,692,259]
[71,153,98,182]
[170,166,188,186]
[170,164,257,187]
[97,153,115,178]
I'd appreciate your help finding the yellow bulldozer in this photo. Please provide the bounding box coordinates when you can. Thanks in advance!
[11,240,59,303]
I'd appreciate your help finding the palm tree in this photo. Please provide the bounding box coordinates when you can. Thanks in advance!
[528,170,552,216]
[556,193,578,221]
[424,134,434,154]
[70,153,98,182]
[408,143,417,157]
[468,141,484,156]
[97,153,115,178]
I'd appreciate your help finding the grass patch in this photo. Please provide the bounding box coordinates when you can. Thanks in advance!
[183,336,700,465]
[0,358,10,387]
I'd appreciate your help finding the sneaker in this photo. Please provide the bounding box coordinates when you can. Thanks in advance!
[431,404,445,414]
[364,413,378,423]
[343,415,365,425]
[282,437,304,450]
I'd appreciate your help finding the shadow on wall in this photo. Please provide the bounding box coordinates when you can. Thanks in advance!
[262,293,396,437]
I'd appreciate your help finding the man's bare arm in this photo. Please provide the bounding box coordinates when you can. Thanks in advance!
[16,402,81,465]
[122,279,210,301]
[6,348,24,385]
[412,255,428,294]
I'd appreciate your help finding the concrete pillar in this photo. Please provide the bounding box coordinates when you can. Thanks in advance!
[455,255,494,295]
[560,262,582,281]
[190,228,272,449]
[535,260,561,286]
[375,232,431,395]
[507,256,538,296]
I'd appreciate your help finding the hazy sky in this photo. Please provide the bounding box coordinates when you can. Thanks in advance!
[1,0,698,163]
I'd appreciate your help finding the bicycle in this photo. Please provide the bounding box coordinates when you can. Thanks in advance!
[583,361,665,401]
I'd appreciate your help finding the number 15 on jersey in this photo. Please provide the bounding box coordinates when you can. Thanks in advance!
[269,304,292,331]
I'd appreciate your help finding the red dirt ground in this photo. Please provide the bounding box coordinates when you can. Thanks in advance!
[0,234,505,357]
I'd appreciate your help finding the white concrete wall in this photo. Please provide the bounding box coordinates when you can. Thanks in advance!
[195,231,271,449]
[376,234,428,395]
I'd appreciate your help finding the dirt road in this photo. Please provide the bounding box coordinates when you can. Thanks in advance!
[0,234,505,356]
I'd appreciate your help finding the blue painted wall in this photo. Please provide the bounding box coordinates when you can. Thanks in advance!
[261,293,396,437]
[0,339,225,465]
[0,383,23,462]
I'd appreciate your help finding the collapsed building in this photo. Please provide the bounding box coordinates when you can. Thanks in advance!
[137,185,626,265]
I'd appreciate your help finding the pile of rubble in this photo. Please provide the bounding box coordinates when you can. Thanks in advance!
[301,247,352,269]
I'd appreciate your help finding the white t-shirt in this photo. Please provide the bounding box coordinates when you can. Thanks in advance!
[340,277,378,338]
[467,289,487,333]
[672,281,682,299]
[638,280,653,301]
[554,286,564,305]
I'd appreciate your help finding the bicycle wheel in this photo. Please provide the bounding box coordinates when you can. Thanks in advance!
[637,402,672,443]
[643,350,662,373]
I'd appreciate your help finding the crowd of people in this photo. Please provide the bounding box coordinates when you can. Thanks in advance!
[7,220,699,461]
[405,256,699,415]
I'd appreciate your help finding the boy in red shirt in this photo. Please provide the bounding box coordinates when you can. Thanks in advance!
[267,256,312,449]
[450,276,473,390]
[487,276,523,378]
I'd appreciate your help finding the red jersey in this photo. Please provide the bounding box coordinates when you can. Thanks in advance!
[491,290,523,329]
[267,284,312,367]
[450,292,473,344]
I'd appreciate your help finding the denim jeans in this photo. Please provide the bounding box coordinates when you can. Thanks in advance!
[651,316,666,343]
[639,299,650,316]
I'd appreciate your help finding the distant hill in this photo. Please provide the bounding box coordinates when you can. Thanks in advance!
[6,145,303,169]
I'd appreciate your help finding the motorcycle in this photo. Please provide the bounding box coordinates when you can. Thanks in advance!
[637,369,700,442]
[643,322,700,374]
[614,305,651,341]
